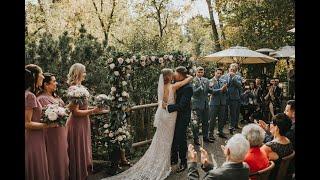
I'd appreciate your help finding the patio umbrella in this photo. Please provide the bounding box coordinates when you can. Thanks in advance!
[288,28,295,33]
[202,46,277,64]
[270,46,295,58]
[256,48,275,53]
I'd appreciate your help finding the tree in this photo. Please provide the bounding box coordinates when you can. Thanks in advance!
[205,0,222,51]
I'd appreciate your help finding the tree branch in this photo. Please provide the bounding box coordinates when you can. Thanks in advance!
[91,0,108,42]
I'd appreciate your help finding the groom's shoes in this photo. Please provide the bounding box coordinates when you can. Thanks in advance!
[177,163,187,173]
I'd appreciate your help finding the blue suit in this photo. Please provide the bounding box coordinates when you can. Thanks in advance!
[191,77,211,139]
[208,77,227,135]
[221,74,242,130]
[168,83,193,165]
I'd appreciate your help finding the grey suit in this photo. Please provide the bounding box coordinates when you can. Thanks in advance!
[221,74,242,129]
[191,77,211,139]
[208,77,227,136]
[188,162,249,180]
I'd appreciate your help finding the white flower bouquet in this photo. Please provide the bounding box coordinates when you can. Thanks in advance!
[66,85,90,105]
[94,94,108,108]
[103,124,131,148]
[41,104,69,126]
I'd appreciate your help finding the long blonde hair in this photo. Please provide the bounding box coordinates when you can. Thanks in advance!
[67,63,86,85]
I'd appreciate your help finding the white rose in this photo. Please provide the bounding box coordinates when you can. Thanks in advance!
[114,71,120,76]
[57,107,66,116]
[122,81,127,86]
[122,135,126,139]
[109,132,114,137]
[190,57,195,61]
[141,61,146,67]
[125,58,131,63]
[104,129,109,134]
[74,91,81,97]
[151,56,156,61]
[111,96,115,100]
[117,136,123,142]
[103,124,109,128]
[158,58,164,64]
[118,58,124,64]
[132,56,136,61]
[121,106,127,111]
[118,128,123,132]
[127,74,130,77]
[107,58,113,63]
[122,91,128,97]
[141,56,146,61]
[163,55,169,60]
[183,57,186,61]
[111,87,116,92]
[118,97,123,101]
[130,58,134,63]
[126,65,132,70]
[126,131,130,136]
[109,63,115,69]
[169,55,173,61]
[192,120,197,124]
[48,112,58,121]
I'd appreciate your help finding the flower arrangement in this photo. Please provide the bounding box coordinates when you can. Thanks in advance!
[94,94,109,108]
[66,85,90,105]
[103,123,131,149]
[41,104,69,126]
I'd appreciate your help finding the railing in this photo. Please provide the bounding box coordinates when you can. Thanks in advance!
[91,103,158,148]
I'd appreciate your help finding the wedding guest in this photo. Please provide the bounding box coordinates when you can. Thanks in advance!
[208,68,228,139]
[273,78,283,114]
[25,64,55,179]
[37,73,69,180]
[66,63,102,180]
[221,63,242,135]
[191,66,213,145]
[261,113,293,179]
[187,134,250,180]
[241,124,269,177]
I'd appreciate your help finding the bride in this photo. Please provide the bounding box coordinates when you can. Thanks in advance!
[102,68,193,180]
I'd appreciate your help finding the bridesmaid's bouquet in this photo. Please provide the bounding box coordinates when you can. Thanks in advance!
[93,94,109,108]
[66,85,90,105]
[41,104,69,126]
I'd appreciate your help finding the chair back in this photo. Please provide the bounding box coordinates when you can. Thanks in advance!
[249,161,275,180]
[276,150,295,180]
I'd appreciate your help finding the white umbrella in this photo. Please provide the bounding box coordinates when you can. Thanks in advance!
[256,48,275,53]
[270,46,295,58]
[288,28,295,33]
[203,46,277,64]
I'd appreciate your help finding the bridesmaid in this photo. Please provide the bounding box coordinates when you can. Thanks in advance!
[25,64,56,180]
[37,73,69,180]
[66,63,102,180]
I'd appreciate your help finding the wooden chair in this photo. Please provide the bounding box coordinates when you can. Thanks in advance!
[249,161,275,180]
[276,150,295,180]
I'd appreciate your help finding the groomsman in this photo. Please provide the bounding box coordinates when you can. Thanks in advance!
[191,67,214,145]
[221,63,242,135]
[208,68,228,139]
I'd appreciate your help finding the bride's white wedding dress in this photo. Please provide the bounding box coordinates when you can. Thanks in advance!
[102,75,177,180]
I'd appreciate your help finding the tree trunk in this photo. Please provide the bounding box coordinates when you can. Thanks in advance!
[91,0,108,43]
[206,0,221,51]
[105,0,117,46]
[37,0,49,33]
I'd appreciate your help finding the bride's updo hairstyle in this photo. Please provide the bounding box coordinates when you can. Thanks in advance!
[161,68,173,84]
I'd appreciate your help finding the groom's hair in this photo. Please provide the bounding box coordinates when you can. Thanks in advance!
[175,66,188,78]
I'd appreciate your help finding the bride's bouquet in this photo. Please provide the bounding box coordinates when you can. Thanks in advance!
[66,85,90,105]
[93,94,109,108]
[41,104,69,126]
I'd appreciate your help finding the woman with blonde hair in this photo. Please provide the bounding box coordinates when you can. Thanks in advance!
[66,63,102,180]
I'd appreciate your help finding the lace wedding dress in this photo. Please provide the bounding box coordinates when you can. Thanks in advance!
[102,74,177,180]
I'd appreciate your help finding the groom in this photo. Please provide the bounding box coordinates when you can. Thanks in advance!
[166,66,193,173]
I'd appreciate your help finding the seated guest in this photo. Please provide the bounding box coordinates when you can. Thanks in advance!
[261,113,293,180]
[241,124,269,178]
[187,134,250,180]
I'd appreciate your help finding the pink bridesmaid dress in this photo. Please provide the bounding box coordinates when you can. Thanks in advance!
[66,86,93,180]
[25,90,49,180]
[37,94,69,180]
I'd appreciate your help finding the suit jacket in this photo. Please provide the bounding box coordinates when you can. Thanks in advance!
[221,74,242,101]
[273,86,282,106]
[192,77,211,110]
[168,83,193,125]
[209,77,227,106]
[188,162,249,180]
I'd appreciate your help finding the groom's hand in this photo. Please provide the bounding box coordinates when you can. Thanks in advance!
[188,144,197,163]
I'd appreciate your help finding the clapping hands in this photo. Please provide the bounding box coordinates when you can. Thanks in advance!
[188,144,198,163]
